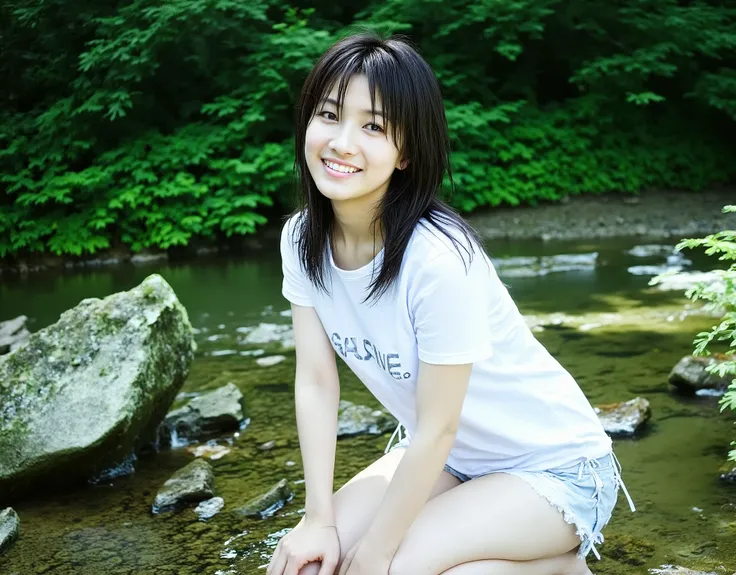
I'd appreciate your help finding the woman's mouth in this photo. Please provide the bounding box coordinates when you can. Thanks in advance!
[322,159,362,178]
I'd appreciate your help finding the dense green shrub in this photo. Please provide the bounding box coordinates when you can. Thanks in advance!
[1,0,735,257]
[654,206,736,461]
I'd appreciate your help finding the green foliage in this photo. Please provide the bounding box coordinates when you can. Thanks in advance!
[656,206,736,461]
[1,0,735,257]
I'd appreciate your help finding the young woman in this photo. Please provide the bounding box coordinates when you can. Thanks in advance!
[267,31,635,575]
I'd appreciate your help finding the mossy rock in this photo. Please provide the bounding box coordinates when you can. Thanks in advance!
[234,479,293,518]
[0,274,196,502]
[152,459,215,514]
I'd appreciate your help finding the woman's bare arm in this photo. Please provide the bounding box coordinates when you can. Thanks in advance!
[291,304,341,526]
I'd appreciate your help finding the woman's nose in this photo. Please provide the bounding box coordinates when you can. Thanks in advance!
[329,123,359,156]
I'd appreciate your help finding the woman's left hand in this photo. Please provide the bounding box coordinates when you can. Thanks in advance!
[338,538,394,575]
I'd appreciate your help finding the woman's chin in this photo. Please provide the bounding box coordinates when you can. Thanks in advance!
[316,185,364,203]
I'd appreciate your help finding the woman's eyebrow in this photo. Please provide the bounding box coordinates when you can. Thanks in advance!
[323,97,384,118]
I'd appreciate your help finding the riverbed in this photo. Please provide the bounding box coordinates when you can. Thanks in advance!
[1,233,734,574]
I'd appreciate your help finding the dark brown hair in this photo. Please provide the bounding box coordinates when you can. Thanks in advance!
[292,30,481,302]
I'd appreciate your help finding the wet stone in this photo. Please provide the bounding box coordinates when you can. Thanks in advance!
[0,274,196,500]
[649,567,719,575]
[719,467,736,483]
[234,479,293,518]
[0,507,20,553]
[162,382,245,442]
[594,397,651,437]
[669,355,733,395]
[337,400,398,438]
[493,253,598,278]
[152,459,215,514]
[255,355,286,367]
[238,323,294,349]
[651,270,724,293]
[194,497,225,520]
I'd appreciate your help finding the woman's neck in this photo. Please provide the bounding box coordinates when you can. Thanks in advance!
[330,198,383,270]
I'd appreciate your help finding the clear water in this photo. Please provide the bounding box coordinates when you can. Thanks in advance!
[1,234,734,574]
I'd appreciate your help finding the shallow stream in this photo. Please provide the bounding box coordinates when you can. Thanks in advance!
[1,234,734,574]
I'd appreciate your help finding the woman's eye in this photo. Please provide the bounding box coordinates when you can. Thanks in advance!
[366,123,384,133]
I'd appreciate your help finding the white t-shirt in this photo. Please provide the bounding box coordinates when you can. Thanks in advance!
[280,213,612,476]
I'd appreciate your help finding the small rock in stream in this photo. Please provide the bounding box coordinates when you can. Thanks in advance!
[649,567,719,575]
[651,270,725,293]
[337,400,398,437]
[594,397,651,437]
[152,459,215,514]
[719,466,736,483]
[187,443,231,460]
[0,507,20,553]
[238,323,294,349]
[492,253,598,278]
[669,355,733,395]
[194,496,225,520]
[161,383,245,442]
[256,355,286,367]
[234,479,293,518]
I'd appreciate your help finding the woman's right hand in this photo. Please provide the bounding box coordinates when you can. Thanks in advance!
[267,519,341,575]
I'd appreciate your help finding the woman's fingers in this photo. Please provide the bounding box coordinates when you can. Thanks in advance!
[284,557,309,575]
[267,546,286,575]
[317,553,339,575]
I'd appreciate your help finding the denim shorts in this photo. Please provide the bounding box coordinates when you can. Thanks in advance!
[388,433,635,560]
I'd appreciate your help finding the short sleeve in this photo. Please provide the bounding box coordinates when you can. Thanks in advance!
[280,216,314,307]
[412,251,494,365]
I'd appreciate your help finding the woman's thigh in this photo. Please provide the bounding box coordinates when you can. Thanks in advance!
[298,447,461,574]
[389,472,582,575]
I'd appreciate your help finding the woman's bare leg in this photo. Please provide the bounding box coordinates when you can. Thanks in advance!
[440,551,593,575]
[387,473,587,575]
[296,447,461,575]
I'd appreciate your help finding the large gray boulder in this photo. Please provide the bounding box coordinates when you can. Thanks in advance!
[669,355,733,395]
[0,274,196,501]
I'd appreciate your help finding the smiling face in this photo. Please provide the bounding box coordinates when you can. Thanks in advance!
[305,74,405,208]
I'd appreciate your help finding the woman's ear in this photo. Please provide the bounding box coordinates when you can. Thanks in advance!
[398,158,409,170]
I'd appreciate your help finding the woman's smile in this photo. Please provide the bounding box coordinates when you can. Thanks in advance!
[322,158,363,178]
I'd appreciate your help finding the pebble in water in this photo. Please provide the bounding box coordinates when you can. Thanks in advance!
[194,497,225,520]
[255,355,286,367]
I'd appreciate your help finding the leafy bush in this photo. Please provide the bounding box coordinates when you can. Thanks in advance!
[656,206,736,461]
[1,0,735,257]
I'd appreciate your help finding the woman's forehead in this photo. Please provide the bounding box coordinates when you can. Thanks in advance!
[321,75,383,113]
